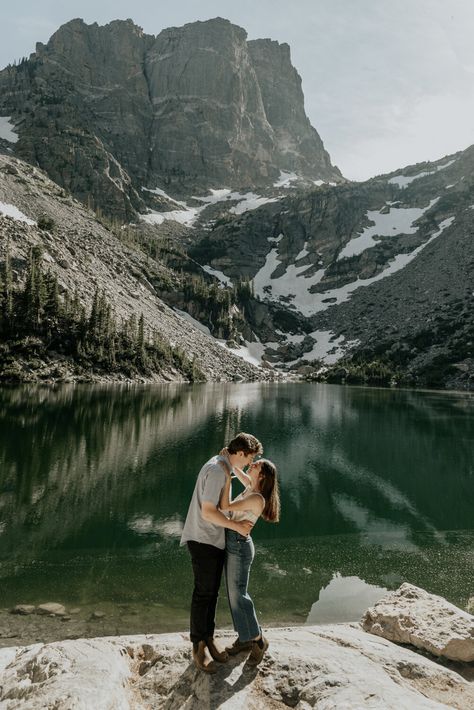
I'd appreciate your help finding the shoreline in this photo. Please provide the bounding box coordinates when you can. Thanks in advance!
[1,584,473,708]
[0,376,473,396]
[1,621,473,709]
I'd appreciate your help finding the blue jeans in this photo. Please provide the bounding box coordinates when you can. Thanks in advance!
[225,529,260,642]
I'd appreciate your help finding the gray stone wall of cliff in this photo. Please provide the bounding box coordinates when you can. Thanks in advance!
[0,18,342,219]
[248,38,340,180]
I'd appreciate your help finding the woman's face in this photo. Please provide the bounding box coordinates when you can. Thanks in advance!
[247,460,262,487]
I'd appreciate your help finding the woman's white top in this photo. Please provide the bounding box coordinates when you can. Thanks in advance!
[228,486,265,525]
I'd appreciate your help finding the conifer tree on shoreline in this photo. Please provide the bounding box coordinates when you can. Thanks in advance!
[0,247,203,382]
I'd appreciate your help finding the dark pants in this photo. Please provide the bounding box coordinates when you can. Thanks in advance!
[187,541,225,643]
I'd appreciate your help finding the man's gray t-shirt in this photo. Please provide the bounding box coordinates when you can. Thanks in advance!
[180,456,232,549]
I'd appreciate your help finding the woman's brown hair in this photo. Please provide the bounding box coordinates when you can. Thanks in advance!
[258,459,280,523]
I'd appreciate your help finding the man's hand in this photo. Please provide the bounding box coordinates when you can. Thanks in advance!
[235,520,253,537]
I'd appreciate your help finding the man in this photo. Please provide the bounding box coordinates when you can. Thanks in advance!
[180,432,263,673]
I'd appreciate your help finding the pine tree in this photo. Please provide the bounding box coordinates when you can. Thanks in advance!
[136,313,146,368]
[43,271,60,335]
[1,245,14,331]
[23,245,45,331]
[88,287,99,339]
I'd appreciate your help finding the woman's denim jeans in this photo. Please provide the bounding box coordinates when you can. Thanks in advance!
[225,529,260,642]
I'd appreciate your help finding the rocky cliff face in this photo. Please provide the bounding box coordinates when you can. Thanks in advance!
[248,39,336,180]
[190,146,474,389]
[0,18,341,218]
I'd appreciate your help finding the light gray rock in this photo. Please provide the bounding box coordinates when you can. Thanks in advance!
[35,604,66,617]
[1,625,473,709]
[362,582,474,663]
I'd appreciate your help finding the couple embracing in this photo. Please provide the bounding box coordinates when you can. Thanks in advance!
[180,432,280,673]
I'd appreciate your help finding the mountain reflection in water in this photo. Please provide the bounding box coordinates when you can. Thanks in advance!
[0,383,473,637]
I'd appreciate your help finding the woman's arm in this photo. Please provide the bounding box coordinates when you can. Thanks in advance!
[218,448,251,488]
[232,464,251,488]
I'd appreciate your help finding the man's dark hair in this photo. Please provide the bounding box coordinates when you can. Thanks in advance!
[227,432,263,456]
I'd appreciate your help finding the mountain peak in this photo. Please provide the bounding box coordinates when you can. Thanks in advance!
[0,17,342,218]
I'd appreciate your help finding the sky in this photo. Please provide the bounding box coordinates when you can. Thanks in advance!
[1,0,473,181]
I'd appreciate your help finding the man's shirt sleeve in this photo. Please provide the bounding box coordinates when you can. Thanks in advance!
[201,464,226,504]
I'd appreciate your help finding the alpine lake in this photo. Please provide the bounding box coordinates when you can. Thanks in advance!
[0,382,473,647]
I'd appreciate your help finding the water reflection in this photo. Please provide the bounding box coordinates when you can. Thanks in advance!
[0,383,473,626]
[306,573,387,624]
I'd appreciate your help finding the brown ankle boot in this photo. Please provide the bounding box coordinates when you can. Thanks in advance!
[225,637,253,655]
[192,641,217,673]
[206,637,229,663]
[247,636,269,666]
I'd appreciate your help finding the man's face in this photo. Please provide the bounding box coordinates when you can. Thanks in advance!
[239,451,255,468]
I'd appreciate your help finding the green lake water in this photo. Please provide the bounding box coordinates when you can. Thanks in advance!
[0,383,473,643]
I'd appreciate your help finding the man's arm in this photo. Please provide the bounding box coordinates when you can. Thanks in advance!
[202,501,253,536]
[219,471,232,510]
[219,493,264,517]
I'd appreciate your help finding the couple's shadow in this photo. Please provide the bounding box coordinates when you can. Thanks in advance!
[161,652,260,709]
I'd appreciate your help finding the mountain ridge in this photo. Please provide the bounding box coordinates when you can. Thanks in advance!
[0,17,342,219]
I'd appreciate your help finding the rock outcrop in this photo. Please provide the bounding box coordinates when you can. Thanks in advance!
[1,623,473,709]
[0,18,341,218]
[362,583,474,663]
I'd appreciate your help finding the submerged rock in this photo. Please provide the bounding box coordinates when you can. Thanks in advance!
[362,582,474,663]
[35,604,66,617]
[91,611,106,620]
[10,606,35,616]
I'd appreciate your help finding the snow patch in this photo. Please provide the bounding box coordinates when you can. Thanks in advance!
[229,193,278,215]
[141,186,279,226]
[0,201,35,225]
[284,333,306,345]
[142,186,188,208]
[313,179,337,187]
[255,217,455,317]
[216,339,265,367]
[388,159,456,188]
[253,248,325,312]
[284,331,360,366]
[268,233,284,243]
[295,242,310,260]
[202,265,233,288]
[338,199,438,260]
[0,116,18,143]
[274,171,298,188]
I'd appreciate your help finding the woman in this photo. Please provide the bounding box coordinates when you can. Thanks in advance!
[219,453,280,666]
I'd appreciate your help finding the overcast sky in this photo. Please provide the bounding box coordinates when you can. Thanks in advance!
[1,0,473,180]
